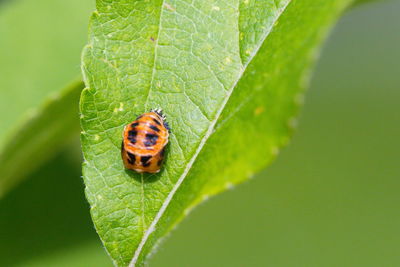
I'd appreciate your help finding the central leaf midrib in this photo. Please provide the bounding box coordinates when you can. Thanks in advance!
[138,0,166,253]
[129,1,293,265]
[143,1,165,112]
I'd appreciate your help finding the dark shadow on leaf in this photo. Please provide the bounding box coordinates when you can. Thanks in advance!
[125,170,162,184]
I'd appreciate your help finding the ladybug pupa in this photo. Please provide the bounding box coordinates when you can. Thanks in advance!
[121,108,169,173]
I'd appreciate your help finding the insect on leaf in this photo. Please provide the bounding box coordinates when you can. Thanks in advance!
[80,0,354,266]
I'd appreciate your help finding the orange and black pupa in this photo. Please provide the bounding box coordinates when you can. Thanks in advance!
[121,108,169,173]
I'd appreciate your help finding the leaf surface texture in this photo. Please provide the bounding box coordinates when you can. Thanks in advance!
[80,0,353,265]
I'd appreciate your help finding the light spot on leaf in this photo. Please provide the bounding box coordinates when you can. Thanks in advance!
[271,146,280,156]
[113,103,124,113]
[164,3,176,12]
[225,182,234,190]
[254,106,265,116]
[224,56,232,65]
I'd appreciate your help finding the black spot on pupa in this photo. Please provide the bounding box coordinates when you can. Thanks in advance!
[128,130,137,144]
[164,121,171,132]
[149,124,160,132]
[131,122,139,127]
[153,118,161,125]
[143,162,151,167]
[160,147,166,157]
[144,133,158,147]
[141,155,152,167]
[127,152,136,164]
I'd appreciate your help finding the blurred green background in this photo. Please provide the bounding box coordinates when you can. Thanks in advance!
[0,0,399,266]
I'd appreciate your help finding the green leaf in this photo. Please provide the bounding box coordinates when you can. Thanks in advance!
[0,0,93,195]
[80,0,354,266]
[0,81,83,197]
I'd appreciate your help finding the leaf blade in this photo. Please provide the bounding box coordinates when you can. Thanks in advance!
[0,81,84,197]
[81,0,354,266]
[0,0,93,195]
